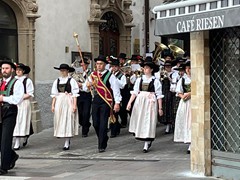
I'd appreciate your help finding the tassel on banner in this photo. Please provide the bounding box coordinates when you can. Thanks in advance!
[109,110,116,124]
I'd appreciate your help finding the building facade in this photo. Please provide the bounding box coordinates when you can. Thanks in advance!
[153,0,240,179]
[0,0,155,128]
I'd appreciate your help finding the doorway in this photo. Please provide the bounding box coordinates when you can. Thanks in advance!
[99,12,119,57]
[0,1,18,61]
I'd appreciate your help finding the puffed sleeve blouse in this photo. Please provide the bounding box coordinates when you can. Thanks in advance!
[51,76,79,98]
[131,75,164,99]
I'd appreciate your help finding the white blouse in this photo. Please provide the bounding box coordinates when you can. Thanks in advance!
[176,73,191,94]
[15,75,34,97]
[131,75,164,99]
[114,71,127,89]
[51,76,79,97]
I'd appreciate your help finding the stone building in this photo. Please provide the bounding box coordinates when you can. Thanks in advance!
[153,0,240,179]
[0,0,161,128]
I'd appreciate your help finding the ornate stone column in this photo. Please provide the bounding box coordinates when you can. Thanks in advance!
[88,0,106,60]
[6,0,42,133]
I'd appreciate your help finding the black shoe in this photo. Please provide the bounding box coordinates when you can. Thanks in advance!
[110,134,116,138]
[9,154,19,170]
[120,124,127,128]
[23,137,29,147]
[14,146,20,150]
[82,134,88,138]
[143,148,148,153]
[187,150,190,154]
[63,146,70,151]
[148,141,152,149]
[99,149,105,153]
[0,169,8,175]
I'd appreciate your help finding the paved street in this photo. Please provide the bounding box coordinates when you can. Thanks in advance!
[1,124,219,180]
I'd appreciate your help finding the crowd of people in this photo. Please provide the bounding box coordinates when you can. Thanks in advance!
[0,50,191,175]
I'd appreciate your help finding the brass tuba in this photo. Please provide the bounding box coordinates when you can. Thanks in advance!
[168,44,185,58]
[153,42,168,63]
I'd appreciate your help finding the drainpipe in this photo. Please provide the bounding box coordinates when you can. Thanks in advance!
[145,0,150,53]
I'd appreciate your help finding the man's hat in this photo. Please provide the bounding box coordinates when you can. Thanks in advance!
[94,55,108,64]
[118,53,126,59]
[0,60,16,70]
[80,57,90,65]
[110,58,120,66]
[130,55,144,62]
[15,63,31,74]
[54,63,75,72]
[163,60,172,67]
[141,56,159,73]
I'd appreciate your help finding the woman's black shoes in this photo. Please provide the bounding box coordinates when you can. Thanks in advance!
[13,146,20,151]
[63,146,70,151]
[23,137,29,147]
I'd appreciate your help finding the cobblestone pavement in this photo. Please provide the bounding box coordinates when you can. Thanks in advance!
[0,124,220,180]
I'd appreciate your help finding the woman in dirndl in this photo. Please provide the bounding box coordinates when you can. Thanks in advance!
[51,64,79,150]
[173,61,191,153]
[126,56,164,153]
[13,63,34,150]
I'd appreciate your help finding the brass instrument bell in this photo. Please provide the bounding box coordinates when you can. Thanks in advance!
[153,42,168,63]
[168,44,185,58]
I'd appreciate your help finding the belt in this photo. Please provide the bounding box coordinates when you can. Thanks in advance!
[1,102,16,107]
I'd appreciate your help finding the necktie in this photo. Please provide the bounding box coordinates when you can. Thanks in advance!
[0,81,6,91]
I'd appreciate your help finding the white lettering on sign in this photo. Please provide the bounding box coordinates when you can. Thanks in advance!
[176,15,224,33]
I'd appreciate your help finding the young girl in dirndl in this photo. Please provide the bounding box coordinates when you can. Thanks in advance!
[127,56,164,153]
[13,63,34,150]
[51,64,79,150]
[173,61,191,153]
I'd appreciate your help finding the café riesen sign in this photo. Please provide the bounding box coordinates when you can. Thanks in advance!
[177,15,224,33]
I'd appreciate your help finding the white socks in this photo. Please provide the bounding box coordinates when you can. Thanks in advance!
[188,144,191,151]
[64,138,70,147]
[143,141,151,150]
[165,124,170,132]
[14,138,20,148]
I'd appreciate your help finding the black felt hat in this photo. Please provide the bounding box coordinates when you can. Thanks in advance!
[163,60,172,66]
[118,53,126,59]
[15,63,31,74]
[54,64,75,72]
[110,58,120,66]
[141,56,159,73]
[0,60,16,70]
[94,55,108,64]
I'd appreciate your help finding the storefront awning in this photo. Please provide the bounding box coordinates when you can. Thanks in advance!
[153,0,240,36]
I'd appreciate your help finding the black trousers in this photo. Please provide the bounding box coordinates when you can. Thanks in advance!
[92,95,110,150]
[77,92,92,135]
[0,105,18,170]
[119,87,131,126]
[110,104,121,136]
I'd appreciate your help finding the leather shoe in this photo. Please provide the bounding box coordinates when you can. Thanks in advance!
[63,146,70,151]
[99,149,105,153]
[148,141,152,149]
[187,150,190,154]
[0,169,8,175]
[14,146,20,151]
[143,148,148,153]
[110,134,116,138]
[9,154,19,170]
[23,137,29,147]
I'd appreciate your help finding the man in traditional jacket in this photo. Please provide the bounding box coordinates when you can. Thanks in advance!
[77,58,92,137]
[86,55,121,153]
[0,60,24,175]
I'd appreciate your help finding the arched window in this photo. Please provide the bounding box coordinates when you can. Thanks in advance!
[0,1,18,62]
